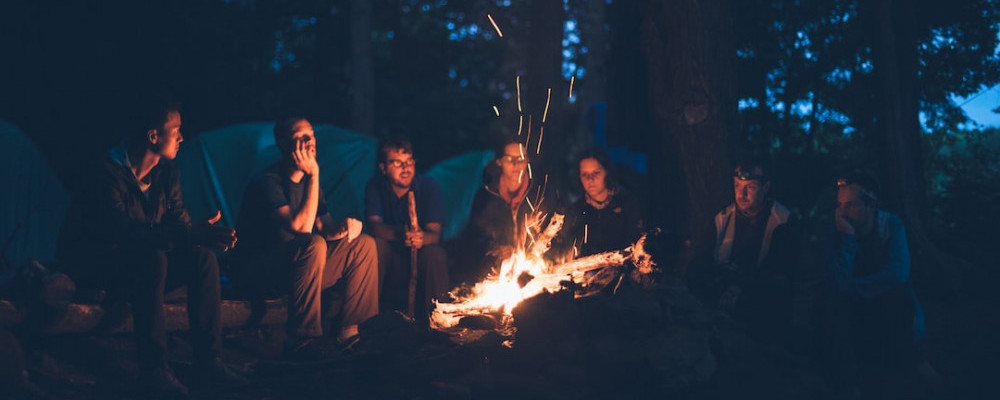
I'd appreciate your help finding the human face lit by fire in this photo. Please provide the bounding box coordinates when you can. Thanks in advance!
[381,147,415,190]
[579,158,608,199]
[837,184,875,231]
[151,111,183,160]
[733,168,769,215]
[285,119,316,156]
[497,143,528,183]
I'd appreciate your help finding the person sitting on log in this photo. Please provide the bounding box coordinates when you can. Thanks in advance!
[455,137,538,284]
[817,170,935,397]
[687,157,797,342]
[363,136,448,320]
[229,116,378,358]
[57,98,246,396]
[555,147,646,260]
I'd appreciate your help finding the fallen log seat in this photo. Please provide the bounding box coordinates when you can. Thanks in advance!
[0,299,27,327]
[39,298,290,334]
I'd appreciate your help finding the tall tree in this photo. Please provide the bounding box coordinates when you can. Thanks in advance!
[350,0,375,134]
[642,0,736,274]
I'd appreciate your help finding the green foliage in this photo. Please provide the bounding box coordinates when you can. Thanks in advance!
[926,128,1000,236]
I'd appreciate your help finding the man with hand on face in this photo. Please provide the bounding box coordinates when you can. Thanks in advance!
[231,116,378,358]
[821,171,931,396]
[364,137,448,320]
[688,158,797,341]
[58,100,246,396]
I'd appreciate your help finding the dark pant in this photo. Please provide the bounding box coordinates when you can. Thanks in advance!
[816,287,917,394]
[74,245,222,371]
[375,238,449,318]
[233,234,379,337]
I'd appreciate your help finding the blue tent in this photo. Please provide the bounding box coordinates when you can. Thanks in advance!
[175,122,492,241]
[0,119,68,265]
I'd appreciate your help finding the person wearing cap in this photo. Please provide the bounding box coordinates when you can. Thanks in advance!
[688,158,797,341]
[820,170,934,396]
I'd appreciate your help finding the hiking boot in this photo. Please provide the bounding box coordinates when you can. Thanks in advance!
[141,367,189,397]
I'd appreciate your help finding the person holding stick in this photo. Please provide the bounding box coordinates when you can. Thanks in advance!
[364,137,448,321]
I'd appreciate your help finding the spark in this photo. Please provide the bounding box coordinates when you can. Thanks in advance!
[569,76,575,99]
[572,238,579,257]
[536,126,544,154]
[516,76,522,112]
[518,169,524,184]
[542,88,552,123]
[526,196,536,212]
[517,115,523,135]
[527,162,533,179]
[493,105,500,117]
[487,14,503,38]
[584,224,588,244]
[518,142,525,160]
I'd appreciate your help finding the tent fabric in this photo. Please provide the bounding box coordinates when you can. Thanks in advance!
[175,122,493,241]
[425,150,494,240]
[0,119,68,265]
[175,122,377,227]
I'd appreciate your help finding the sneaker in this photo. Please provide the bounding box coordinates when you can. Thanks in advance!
[197,357,250,387]
[141,367,189,397]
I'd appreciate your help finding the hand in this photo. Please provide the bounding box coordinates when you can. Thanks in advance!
[191,210,237,251]
[404,230,424,249]
[344,217,363,242]
[292,139,320,176]
[835,208,855,235]
[718,285,742,313]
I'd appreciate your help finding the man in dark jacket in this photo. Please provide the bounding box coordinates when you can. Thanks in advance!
[58,101,244,396]
[688,158,797,341]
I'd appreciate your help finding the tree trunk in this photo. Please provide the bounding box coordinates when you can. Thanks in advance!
[641,0,736,275]
[868,0,961,288]
[350,0,374,134]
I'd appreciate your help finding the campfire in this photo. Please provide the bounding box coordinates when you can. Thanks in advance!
[430,213,656,332]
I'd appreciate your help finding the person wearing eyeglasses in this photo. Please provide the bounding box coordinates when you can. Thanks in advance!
[230,116,378,358]
[688,157,796,342]
[363,137,448,320]
[820,170,933,397]
[457,136,538,284]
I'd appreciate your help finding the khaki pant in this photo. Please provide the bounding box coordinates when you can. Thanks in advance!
[234,233,379,337]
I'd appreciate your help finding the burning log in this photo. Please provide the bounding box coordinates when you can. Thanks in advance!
[431,234,656,331]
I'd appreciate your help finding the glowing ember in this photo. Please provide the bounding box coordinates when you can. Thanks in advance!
[516,76,522,112]
[536,126,544,154]
[517,115,523,135]
[569,76,575,99]
[542,88,551,123]
[487,14,504,38]
[493,105,500,116]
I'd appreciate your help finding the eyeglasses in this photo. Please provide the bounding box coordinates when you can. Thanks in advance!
[836,178,877,201]
[386,159,416,168]
[500,155,528,164]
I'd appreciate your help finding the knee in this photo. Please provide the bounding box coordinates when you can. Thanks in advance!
[193,246,220,273]
[420,245,448,265]
[354,233,377,255]
[295,234,328,258]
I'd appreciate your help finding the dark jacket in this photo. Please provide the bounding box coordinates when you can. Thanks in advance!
[58,146,192,280]
[555,188,645,258]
